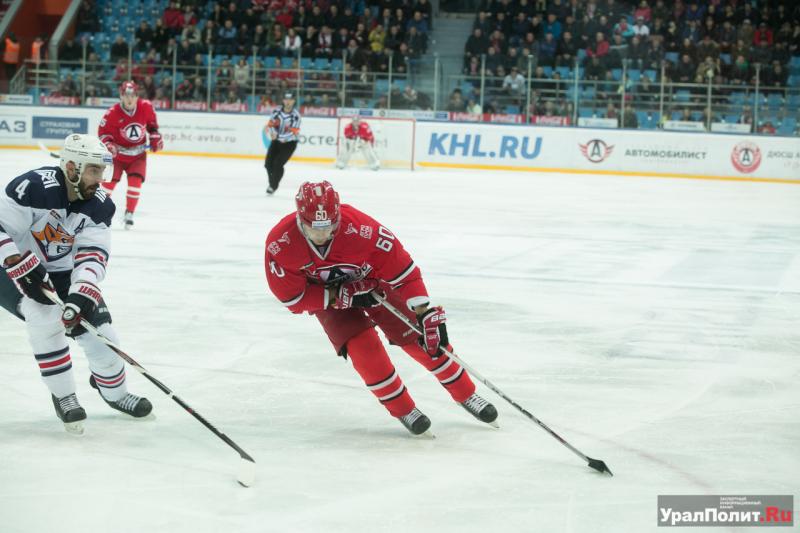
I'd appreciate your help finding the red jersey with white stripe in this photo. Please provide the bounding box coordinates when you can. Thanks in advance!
[344,121,375,144]
[98,100,159,163]
[265,204,428,314]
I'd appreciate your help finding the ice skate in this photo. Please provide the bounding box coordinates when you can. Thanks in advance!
[89,375,153,418]
[52,393,86,435]
[123,211,134,230]
[461,393,499,428]
[266,186,275,195]
[398,407,433,437]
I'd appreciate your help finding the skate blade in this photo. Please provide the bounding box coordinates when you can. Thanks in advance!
[487,420,500,429]
[64,421,85,435]
[413,430,436,439]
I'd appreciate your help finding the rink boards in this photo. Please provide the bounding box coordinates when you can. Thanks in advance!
[0,104,798,182]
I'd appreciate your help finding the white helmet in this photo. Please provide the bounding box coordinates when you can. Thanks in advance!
[59,134,113,200]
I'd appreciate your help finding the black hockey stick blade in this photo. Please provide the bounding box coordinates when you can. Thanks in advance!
[587,457,613,476]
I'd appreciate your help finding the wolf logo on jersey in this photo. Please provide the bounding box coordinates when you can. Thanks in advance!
[31,218,75,261]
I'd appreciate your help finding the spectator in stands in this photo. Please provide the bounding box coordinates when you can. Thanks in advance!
[503,66,526,102]
[585,56,606,81]
[152,19,170,57]
[110,35,129,62]
[510,13,531,48]
[447,88,466,112]
[543,13,563,40]
[622,104,638,128]
[637,74,658,102]
[762,60,788,90]
[177,39,195,66]
[164,38,178,63]
[140,75,156,100]
[465,55,480,76]
[557,31,578,67]
[345,39,367,70]
[613,17,634,40]
[605,102,619,121]
[134,22,153,53]
[60,37,82,64]
[408,11,429,36]
[737,19,755,46]
[633,17,650,38]
[628,35,648,69]
[182,23,201,47]
[484,46,502,75]
[55,73,78,97]
[664,21,680,53]
[406,26,426,58]
[163,2,183,35]
[217,19,237,55]
[729,55,752,85]
[316,26,334,59]
[758,121,776,135]
[608,33,628,69]
[753,22,773,46]
[175,76,197,101]
[586,32,610,61]
[464,28,488,69]
[695,34,719,60]
[369,24,386,54]
[644,36,664,70]
[416,0,434,30]
[283,27,302,57]
[674,53,695,83]
[466,98,481,115]
[716,20,736,53]
[751,39,773,65]
[539,32,558,67]
[234,58,249,89]
[634,1,652,22]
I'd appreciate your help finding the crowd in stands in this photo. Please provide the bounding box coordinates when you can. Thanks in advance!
[58,0,436,107]
[458,0,800,128]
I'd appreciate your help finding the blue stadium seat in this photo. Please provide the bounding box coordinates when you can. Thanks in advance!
[611,68,622,81]
[644,69,657,81]
[674,90,690,102]
[581,86,596,98]
[542,66,553,77]
[556,66,571,79]
[374,79,389,94]
[778,117,796,135]
[578,107,594,118]
[504,105,518,114]
[725,114,739,123]
[314,58,329,70]
[330,58,343,71]
[392,79,407,91]
[264,56,278,68]
[719,53,731,65]
[665,52,679,63]
[787,75,799,87]
[300,57,313,69]
[628,69,641,81]
[767,93,783,109]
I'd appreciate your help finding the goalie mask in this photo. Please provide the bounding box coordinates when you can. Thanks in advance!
[296,181,341,243]
[59,134,113,200]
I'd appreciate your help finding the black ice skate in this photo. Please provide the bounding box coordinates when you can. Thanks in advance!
[52,393,87,435]
[123,211,134,230]
[89,375,153,418]
[461,393,499,428]
[398,407,433,436]
[266,186,275,195]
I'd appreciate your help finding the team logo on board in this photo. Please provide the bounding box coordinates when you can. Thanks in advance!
[579,139,614,163]
[731,141,761,174]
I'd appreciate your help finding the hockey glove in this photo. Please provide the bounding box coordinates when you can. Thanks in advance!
[61,281,101,336]
[4,251,55,305]
[418,306,449,357]
[332,278,381,309]
[149,131,163,152]
[103,141,118,158]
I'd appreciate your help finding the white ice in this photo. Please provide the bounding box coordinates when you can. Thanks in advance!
[0,150,798,533]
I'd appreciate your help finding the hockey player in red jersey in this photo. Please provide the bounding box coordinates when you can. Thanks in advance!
[265,181,497,435]
[98,80,163,230]
[335,116,380,171]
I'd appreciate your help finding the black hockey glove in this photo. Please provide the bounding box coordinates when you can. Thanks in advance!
[61,281,102,336]
[4,251,55,305]
[418,306,449,357]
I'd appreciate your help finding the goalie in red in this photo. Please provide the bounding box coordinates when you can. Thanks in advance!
[98,81,163,230]
[335,116,380,171]
[264,181,498,436]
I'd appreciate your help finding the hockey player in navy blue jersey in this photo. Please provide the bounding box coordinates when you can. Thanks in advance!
[0,134,152,434]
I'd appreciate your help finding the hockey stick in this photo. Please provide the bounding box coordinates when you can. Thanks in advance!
[374,294,613,476]
[37,141,59,158]
[42,288,256,487]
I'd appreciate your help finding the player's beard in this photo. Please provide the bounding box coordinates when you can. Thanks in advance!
[79,180,98,199]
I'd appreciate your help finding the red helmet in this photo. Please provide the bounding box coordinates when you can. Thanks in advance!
[295,181,340,229]
[119,80,138,97]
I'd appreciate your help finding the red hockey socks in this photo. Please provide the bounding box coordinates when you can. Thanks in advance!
[346,329,415,417]
[125,175,143,213]
[101,179,119,196]
[402,342,476,403]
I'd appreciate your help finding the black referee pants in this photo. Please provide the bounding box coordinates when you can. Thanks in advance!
[265,140,298,191]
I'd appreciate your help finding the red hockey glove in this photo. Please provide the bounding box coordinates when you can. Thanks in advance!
[417,306,448,357]
[4,251,55,305]
[103,141,118,158]
[61,281,101,336]
[332,278,381,309]
[149,131,163,152]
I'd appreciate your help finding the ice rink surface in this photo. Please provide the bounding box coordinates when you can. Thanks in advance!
[0,150,798,533]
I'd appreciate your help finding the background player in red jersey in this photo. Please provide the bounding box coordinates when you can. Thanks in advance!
[335,116,380,171]
[98,81,163,230]
[265,181,497,435]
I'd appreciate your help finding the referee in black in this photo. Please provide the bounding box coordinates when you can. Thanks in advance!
[265,92,301,195]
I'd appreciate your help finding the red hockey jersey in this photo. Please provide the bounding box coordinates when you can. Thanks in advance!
[343,121,375,144]
[98,100,159,163]
[265,205,428,314]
